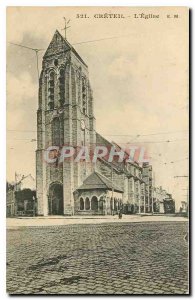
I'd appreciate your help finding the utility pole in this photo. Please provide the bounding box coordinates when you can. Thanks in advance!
[138,181,141,214]
[148,184,150,213]
[9,42,44,84]
[152,171,155,214]
[15,172,17,185]
[174,175,189,215]
[143,184,146,213]
[111,164,114,215]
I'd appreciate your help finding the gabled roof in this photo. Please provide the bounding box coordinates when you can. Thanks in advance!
[76,171,123,193]
[96,132,113,149]
[43,30,88,67]
[96,133,123,171]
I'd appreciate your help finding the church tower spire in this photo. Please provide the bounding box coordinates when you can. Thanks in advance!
[36,30,96,216]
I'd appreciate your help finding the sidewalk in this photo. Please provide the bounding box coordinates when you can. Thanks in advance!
[6,214,188,228]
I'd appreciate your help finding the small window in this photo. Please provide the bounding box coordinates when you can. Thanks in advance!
[82,77,87,115]
[54,59,58,66]
[59,68,65,106]
[80,198,84,210]
[48,71,55,110]
[85,197,90,210]
[91,196,98,211]
[99,196,104,210]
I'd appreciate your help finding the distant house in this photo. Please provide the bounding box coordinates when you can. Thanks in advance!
[180,201,188,213]
[6,174,36,217]
[15,189,36,216]
[6,183,16,217]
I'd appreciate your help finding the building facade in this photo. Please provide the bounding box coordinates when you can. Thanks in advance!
[6,184,16,217]
[6,174,36,217]
[36,30,174,216]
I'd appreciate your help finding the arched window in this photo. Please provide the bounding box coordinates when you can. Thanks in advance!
[52,117,60,146]
[80,198,84,210]
[85,197,90,210]
[110,197,113,210]
[59,69,65,106]
[82,77,87,115]
[114,198,117,211]
[119,199,123,209]
[99,196,104,210]
[91,196,98,211]
[48,71,54,110]
[117,200,120,210]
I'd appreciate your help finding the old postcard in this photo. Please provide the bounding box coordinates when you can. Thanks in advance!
[6,6,189,295]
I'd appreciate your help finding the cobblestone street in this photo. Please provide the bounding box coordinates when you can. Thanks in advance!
[7,221,189,294]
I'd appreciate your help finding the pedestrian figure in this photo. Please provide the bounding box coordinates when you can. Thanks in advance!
[118,210,122,219]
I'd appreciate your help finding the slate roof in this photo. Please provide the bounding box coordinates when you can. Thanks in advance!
[96,132,113,148]
[76,171,123,193]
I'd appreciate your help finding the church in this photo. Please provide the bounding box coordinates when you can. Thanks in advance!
[36,30,153,216]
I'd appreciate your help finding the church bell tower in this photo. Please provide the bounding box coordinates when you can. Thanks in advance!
[36,30,96,216]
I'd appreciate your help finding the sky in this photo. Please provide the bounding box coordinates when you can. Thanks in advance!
[6,7,189,210]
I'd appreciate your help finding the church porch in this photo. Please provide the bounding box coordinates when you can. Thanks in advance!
[74,171,123,216]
